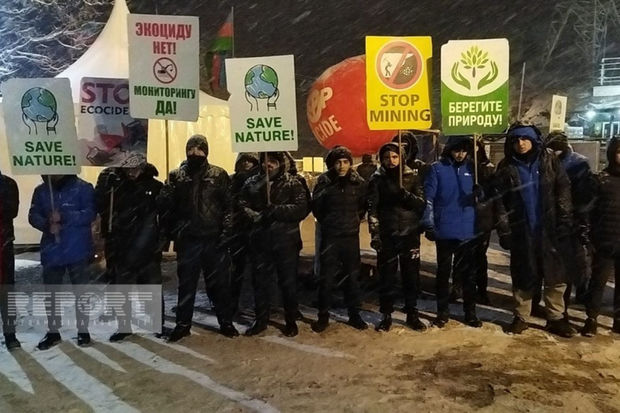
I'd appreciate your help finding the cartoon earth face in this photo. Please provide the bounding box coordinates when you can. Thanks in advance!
[21,87,57,122]
[244,65,278,99]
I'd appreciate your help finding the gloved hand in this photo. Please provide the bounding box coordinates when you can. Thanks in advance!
[472,184,484,199]
[424,229,436,242]
[499,235,511,250]
[370,236,382,252]
[399,187,409,201]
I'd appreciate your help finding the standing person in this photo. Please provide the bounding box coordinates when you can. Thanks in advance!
[368,142,427,332]
[95,154,164,341]
[29,175,96,349]
[582,136,620,336]
[544,131,593,313]
[422,136,484,328]
[240,152,309,337]
[229,152,260,315]
[0,170,20,349]
[158,134,239,341]
[355,154,377,183]
[492,124,576,338]
[393,131,430,178]
[311,146,368,332]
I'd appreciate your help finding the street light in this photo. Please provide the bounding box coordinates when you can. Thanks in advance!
[586,110,596,120]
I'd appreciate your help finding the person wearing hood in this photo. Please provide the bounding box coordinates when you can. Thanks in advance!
[543,131,594,315]
[368,142,427,332]
[94,154,165,341]
[0,170,20,349]
[392,131,430,179]
[491,123,575,338]
[355,154,378,182]
[229,152,260,314]
[311,146,368,332]
[239,151,309,337]
[422,136,485,328]
[29,174,96,349]
[157,134,239,341]
[582,135,620,336]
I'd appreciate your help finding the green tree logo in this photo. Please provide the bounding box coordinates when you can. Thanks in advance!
[451,45,498,92]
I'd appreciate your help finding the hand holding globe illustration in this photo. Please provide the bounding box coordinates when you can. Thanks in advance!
[244,64,280,111]
[21,87,59,135]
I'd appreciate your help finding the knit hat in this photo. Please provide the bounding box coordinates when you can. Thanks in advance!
[120,153,147,168]
[325,146,353,169]
[185,134,209,156]
[545,131,569,153]
[378,142,402,160]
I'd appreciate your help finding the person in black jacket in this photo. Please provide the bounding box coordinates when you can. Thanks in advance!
[582,136,620,336]
[491,124,576,338]
[0,170,20,350]
[95,154,164,341]
[158,135,239,341]
[239,152,309,337]
[368,142,427,332]
[229,153,260,315]
[355,154,377,182]
[311,146,368,332]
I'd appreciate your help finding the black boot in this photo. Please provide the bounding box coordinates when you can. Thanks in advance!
[37,332,61,350]
[581,317,597,337]
[464,311,482,328]
[282,321,298,337]
[347,311,368,330]
[220,322,240,338]
[433,313,449,328]
[245,319,268,336]
[311,313,330,333]
[110,331,133,342]
[155,325,173,339]
[167,325,191,342]
[77,333,91,346]
[4,334,21,350]
[546,318,576,338]
[505,316,529,334]
[375,313,392,332]
[405,311,427,331]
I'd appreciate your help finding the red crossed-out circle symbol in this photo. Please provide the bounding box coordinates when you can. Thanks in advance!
[375,41,423,90]
[153,57,177,84]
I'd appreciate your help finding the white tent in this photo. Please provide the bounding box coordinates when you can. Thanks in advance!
[0,0,235,244]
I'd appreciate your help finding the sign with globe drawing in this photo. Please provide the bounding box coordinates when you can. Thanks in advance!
[441,38,509,135]
[1,78,80,175]
[226,55,298,152]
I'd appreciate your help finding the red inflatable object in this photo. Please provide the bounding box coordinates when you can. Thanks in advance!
[306,55,396,156]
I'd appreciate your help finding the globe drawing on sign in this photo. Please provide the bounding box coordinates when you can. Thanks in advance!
[244,64,280,111]
[21,87,59,135]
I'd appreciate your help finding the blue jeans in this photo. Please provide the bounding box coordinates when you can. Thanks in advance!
[42,261,90,333]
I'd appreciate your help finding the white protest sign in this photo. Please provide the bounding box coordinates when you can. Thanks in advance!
[128,14,199,121]
[549,95,567,132]
[226,55,298,152]
[1,78,80,175]
[77,77,149,167]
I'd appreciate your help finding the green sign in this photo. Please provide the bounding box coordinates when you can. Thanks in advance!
[441,39,509,135]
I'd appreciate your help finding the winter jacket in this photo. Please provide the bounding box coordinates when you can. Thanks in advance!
[230,153,260,248]
[95,164,163,269]
[561,149,594,239]
[239,163,309,250]
[491,136,573,290]
[0,172,19,284]
[423,156,478,241]
[356,162,378,183]
[158,161,232,243]
[312,169,367,238]
[29,176,96,267]
[367,147,426,239]
[590,136,620,256]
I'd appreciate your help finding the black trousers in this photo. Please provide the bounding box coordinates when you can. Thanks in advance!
[250,235,299,323]
[585,250,620,320]
[0,242,16,335]
[436,238,482,316]
[230,241,250,314]
[377,234,421,314]
[452,232,490,295]
[175,237,233,328]
[317,234,362,315]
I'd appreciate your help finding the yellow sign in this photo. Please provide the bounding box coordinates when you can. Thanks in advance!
[365,36,433,130]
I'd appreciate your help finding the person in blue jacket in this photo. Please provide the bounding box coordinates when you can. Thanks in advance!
[423,136,484,328]
[29,174,96,349]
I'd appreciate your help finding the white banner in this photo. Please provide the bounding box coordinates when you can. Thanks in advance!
[128,14,199,121]
[550,95,567,132]
[77,77,148,167]
[226,55,298,152]
[1,78,80,175]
